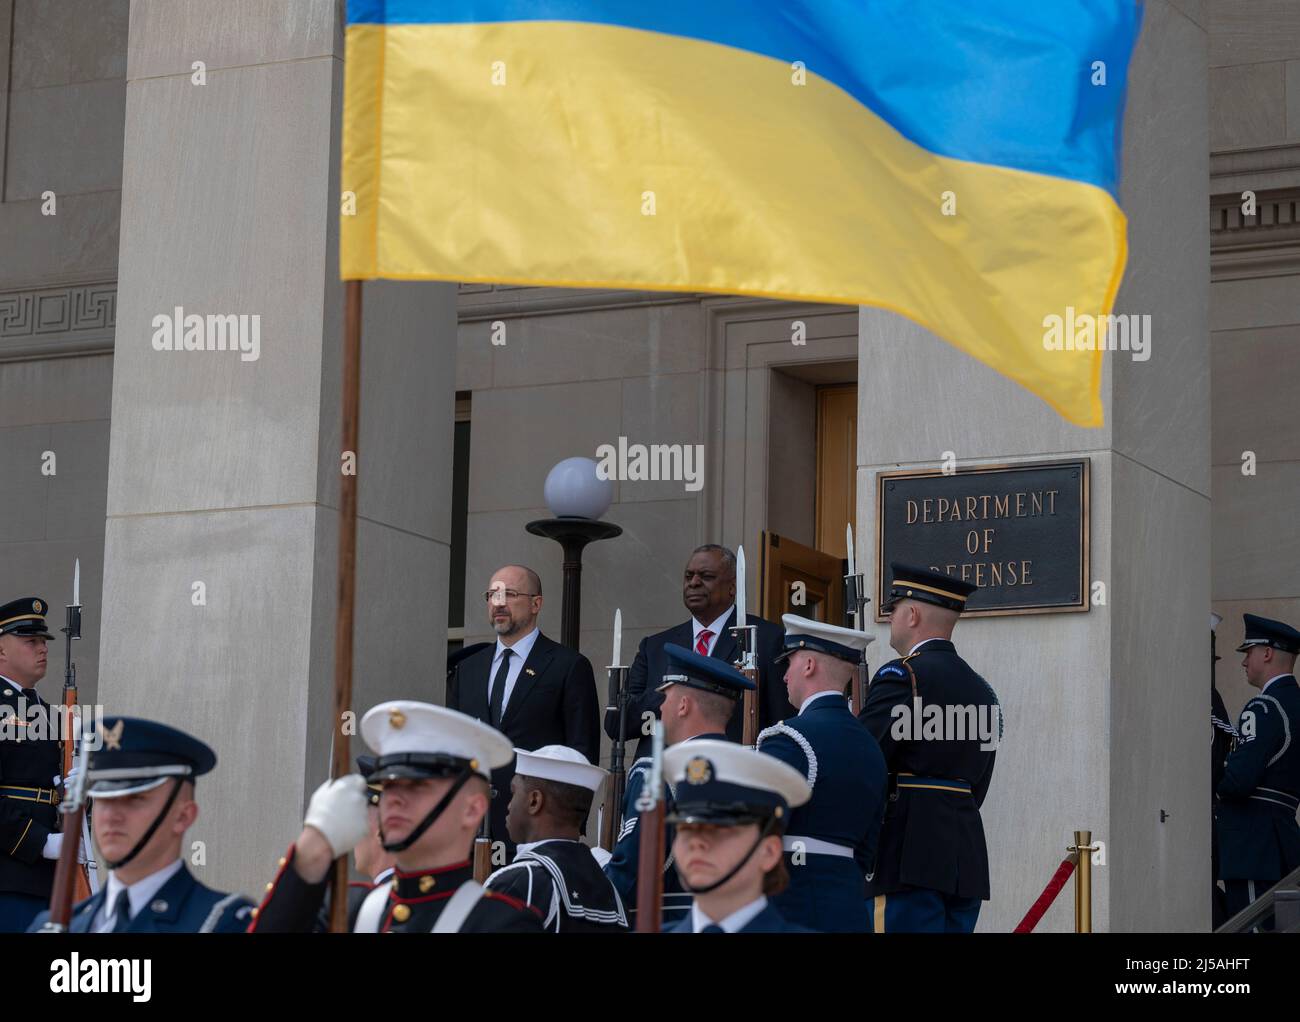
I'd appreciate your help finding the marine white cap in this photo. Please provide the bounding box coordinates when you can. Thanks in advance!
[361,701,514,780]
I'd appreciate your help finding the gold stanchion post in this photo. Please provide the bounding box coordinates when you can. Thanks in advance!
[1071,829,1094,933]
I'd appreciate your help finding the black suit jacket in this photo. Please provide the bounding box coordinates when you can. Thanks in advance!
[447,632,600,854]
[605,610,792,761]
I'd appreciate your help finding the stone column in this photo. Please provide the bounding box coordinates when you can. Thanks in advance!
[856,1,1209,931]
[98,1,456,893]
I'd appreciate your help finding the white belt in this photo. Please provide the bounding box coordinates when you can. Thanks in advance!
[782,835,854,859]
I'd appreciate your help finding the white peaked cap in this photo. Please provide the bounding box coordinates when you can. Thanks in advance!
[361,701,514,779]
[664,739,811,810]
[780,614,875,655]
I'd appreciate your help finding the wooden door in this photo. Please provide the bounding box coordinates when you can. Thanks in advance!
[759,530,845,625]
[815,384,857,559]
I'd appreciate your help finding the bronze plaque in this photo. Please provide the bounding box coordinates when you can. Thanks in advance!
[876,459,1089,619]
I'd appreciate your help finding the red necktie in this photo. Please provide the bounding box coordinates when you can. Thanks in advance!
[696,629,713,655]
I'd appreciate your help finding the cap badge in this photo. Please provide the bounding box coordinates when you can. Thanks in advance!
[684,756,712,785]
[32,600,43,614]
[389,707,407,730]
[101,719,124,751]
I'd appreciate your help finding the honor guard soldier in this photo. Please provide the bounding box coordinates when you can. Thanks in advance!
[758,616,887,932]
[485,745,628,932]
[313,755,397,931]
[249,702,543,933]
[604,644,752,927]
[1216,614,1300,924]
[665,740,811,932]
[861,564,1000,933]
[0,597,66,931]
[28,717,255,933]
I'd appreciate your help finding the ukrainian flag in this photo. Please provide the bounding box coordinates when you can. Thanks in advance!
[341,1,1141,427]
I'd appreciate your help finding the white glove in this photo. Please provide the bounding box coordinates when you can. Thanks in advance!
[41,833,87,863]
[303,775,371,857]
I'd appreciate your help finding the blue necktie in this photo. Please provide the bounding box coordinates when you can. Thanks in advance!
[110,890,132,933]
[700,923,726,934]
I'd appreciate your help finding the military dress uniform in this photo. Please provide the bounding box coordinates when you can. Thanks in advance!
[249,703,542,933]
[664,740,812,933]
[604,644,752,927]
[312,756,395,932]
[757,616,887,933]
[0,598,62,932]
[485,745,627,932]
[860,564,999,933]
[1216,615,1300,922]
[488,839,626,932]
[28,717,254,933]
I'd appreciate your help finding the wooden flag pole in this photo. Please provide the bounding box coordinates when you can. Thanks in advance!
[329,279,363,933]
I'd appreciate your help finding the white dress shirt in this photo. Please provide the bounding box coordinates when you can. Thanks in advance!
[908,637,944,656]
[490,627,542,717]
[0,673,41,702]
[692,607,735,656]
[689,895,768,933]
[799,689,842,714]
[94,857,185,932]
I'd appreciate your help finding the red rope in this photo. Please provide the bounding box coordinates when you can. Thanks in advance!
[1014,853,1078,933]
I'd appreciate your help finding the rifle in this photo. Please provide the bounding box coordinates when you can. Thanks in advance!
[472,807,493,883]
[38,738,91,932]
[59,561,93,902]
[600,663,629,851]
[733,545,760,746]
[634,722,665,933]
[842,532,870,714]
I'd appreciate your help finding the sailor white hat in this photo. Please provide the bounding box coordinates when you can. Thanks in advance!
[514,744,607,795]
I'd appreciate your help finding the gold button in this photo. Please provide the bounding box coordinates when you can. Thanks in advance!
[250,907,259,919]
[265,882,274,891]
[392,904,411,923]
[419,875,435,893]
[277,856,287,867]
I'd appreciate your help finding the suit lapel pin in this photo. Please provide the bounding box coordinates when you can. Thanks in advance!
[525,667,536,676]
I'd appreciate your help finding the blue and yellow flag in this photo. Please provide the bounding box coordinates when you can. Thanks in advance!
[341,1,1141,427]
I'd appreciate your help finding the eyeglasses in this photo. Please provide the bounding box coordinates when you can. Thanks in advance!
[483,590,539,603]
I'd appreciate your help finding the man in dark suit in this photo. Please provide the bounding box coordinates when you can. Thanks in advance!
[606,545,791,760]
[447,565,599,860]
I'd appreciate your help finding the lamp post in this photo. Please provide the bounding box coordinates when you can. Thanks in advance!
[526,457,622,651]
